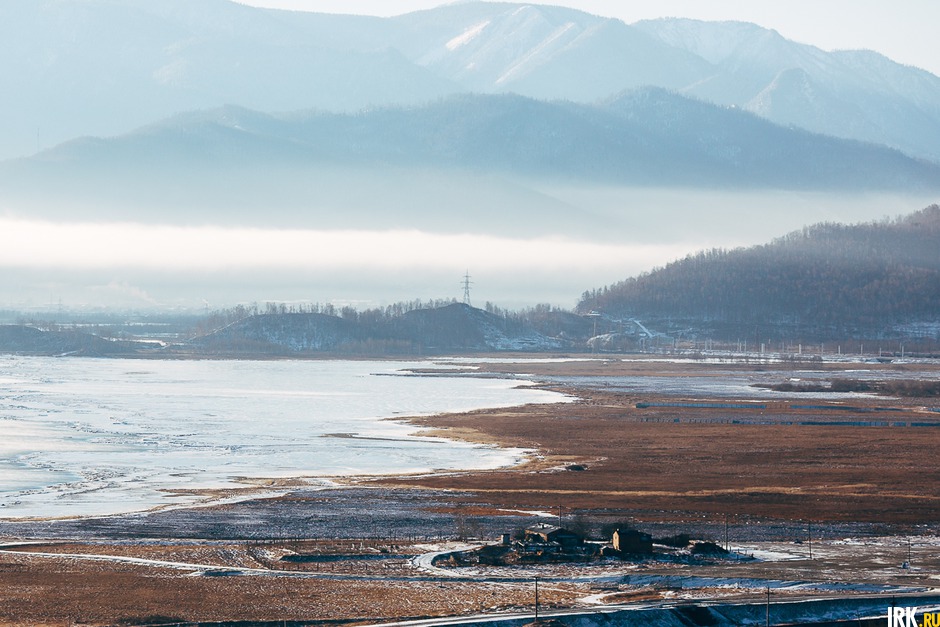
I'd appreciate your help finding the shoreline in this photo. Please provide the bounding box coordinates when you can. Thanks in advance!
[4,355,940,525]
[5,353,939,528]
[364,356,940,529]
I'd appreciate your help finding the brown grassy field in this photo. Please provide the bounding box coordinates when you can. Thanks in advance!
[0,541,572,626]
[380,358,940,525]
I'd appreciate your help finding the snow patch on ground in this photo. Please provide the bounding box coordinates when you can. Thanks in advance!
[495,21,578,85]
[447,21,490,51]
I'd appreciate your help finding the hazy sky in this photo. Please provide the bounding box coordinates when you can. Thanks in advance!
[238,0,940,77]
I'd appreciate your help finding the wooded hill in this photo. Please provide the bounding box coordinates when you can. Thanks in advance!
[188,302,571,355]
[0,302,590,357]
[578,205,940,342]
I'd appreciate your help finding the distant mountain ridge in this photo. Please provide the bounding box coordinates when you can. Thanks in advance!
[3,0,940,163]
[633,19,940,161]
[4,90,939,221]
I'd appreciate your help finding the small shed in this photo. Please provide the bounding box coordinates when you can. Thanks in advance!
[612,528,653,555]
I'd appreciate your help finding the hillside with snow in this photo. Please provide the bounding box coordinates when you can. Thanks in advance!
[3,0,940,163]
[634,18,940,161]
[184,303,566,355]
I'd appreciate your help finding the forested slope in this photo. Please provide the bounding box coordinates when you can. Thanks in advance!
[578,205,940,340]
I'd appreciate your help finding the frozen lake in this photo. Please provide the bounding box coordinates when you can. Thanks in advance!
[0,356,568,519]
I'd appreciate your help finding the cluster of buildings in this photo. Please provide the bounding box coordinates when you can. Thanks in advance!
[464,523,655,566]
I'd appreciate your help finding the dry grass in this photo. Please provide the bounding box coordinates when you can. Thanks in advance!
[0,542,576,626]
[378,359,940,524]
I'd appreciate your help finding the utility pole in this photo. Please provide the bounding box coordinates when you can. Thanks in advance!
[534,576,540,621]
[766,586,771,627]
[461,271,472,305]
[808,521,813,560]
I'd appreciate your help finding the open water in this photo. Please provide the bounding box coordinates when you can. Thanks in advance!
[0,356,567,519]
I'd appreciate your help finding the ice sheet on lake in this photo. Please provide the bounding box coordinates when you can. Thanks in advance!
[0,356,567,519]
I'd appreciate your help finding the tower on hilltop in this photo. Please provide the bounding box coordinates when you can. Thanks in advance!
[462,271,472,306]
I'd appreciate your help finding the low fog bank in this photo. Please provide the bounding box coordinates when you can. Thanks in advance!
[0,253,657,312]
[1,185,935,312]
[2,163,936,243]
[531,184,940,245]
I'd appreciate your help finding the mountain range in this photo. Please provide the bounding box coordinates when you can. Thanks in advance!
[4,0,940,165]
[9,88,940,203]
